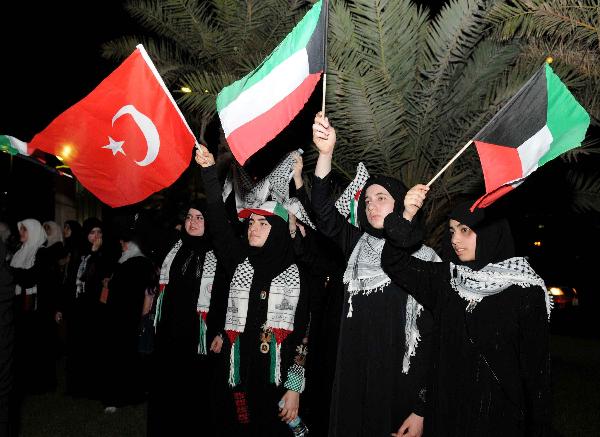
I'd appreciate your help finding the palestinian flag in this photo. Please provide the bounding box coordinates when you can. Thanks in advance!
[238,201,289,222]
[217,0,326,165]
[472,63,590,209]
[0,135,29,156]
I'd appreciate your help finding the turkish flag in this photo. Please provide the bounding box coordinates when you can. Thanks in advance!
[29,45,197,207]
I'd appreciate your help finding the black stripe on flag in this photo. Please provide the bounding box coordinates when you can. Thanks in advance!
[475,66,547,149]
[306,2,326,74]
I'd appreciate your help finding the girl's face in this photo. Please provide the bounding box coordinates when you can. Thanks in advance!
[184,208,205,237]
[63,224,72,239]
[449,219,477,262]
[247,214,271,247]
[364,184,395,229]
[88,227,102,244]
[19,225,28,243]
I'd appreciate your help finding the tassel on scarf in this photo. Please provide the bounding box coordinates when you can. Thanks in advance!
[228,335,241,387]
[197,312,207,355]
[154,285,166,330]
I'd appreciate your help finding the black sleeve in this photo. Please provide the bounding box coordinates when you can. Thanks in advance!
[381,212,450,312]
[206,265,231,341]
[200,165,246,271]
[10,251,44,289]
[408,306,434,417]
[282,269,310,392]
[519,287,552,436]
[310,174,361,257]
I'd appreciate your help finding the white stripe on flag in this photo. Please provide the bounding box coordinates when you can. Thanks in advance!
[219,49,310,137]
[517,125,553,177]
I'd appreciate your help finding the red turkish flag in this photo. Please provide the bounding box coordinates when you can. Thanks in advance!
[29,44,197,207]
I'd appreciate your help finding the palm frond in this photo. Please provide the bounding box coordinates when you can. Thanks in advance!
[566,169,600,212]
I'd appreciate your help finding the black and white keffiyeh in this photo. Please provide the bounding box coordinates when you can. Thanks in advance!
[222,150,315,228]
[335,162,370,226]
[450,256,552,318]
[343,233,441,372]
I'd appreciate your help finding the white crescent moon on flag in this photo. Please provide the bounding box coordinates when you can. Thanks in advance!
[112,105,160,166]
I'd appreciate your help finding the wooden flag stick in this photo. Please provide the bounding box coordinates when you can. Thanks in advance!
[426,140,473,187]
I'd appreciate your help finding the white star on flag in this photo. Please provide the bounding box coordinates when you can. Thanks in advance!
[102,136,126,156]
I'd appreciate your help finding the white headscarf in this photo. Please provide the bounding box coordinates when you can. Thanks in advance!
[43,221,64,247]
[10,219,46,269]
[118,241,144,264]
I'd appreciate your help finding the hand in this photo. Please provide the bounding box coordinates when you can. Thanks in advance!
[210,335,223,353]
[195,144,215,167]
[297,222,306,238]
[312,112,336,156]
[279,390,300,423]
[91,236,102,252]
[391,413,423,437]
[292,152,304,187]
[403,184,429,222]
[289,214,298,238]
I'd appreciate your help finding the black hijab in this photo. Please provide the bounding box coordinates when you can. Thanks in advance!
[357,175,408,238]
[357,175,425,252]
[444,201,515,271]
[181,200,210,252]
[246,213,294,281]
[82,217,103,254]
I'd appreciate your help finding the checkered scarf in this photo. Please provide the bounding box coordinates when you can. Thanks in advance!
[344,233,441,372]
[225,259,301,386]
[450,256,552,318]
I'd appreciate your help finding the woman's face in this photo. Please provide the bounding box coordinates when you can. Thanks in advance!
[449,219,477,262]
[364,184,395,229]
[247,213,271,247]
[19,224,28,243]
[63,224,72,239]
[184,208,205,237]
[88,227,102,244]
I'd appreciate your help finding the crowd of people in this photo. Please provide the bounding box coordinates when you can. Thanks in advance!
[0,112,551,437]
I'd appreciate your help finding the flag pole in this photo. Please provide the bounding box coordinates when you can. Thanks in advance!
[426,140,473,187]
[321,0,329,116]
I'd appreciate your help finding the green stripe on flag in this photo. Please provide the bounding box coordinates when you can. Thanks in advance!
[541,64,590,166]
[216,0,322,111]
[274,202,289,222]
[0,135,29,156]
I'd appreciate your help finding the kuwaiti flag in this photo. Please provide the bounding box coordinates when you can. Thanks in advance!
[471,63,590,209]
[17,44,197,208]
[217,0,326,165]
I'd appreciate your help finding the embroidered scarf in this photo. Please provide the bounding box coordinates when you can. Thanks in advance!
[155,239,217,354]
[450,256,552,318]
[75,254,90,298]
[343,233,440,373]
[225,258,300,386]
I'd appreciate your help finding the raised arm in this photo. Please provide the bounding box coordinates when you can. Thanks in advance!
[310,113,361,256]
[382,185,449,311]
[196,146,245,270]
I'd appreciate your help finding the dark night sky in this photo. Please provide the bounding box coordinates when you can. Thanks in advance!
[0,1,133,140]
